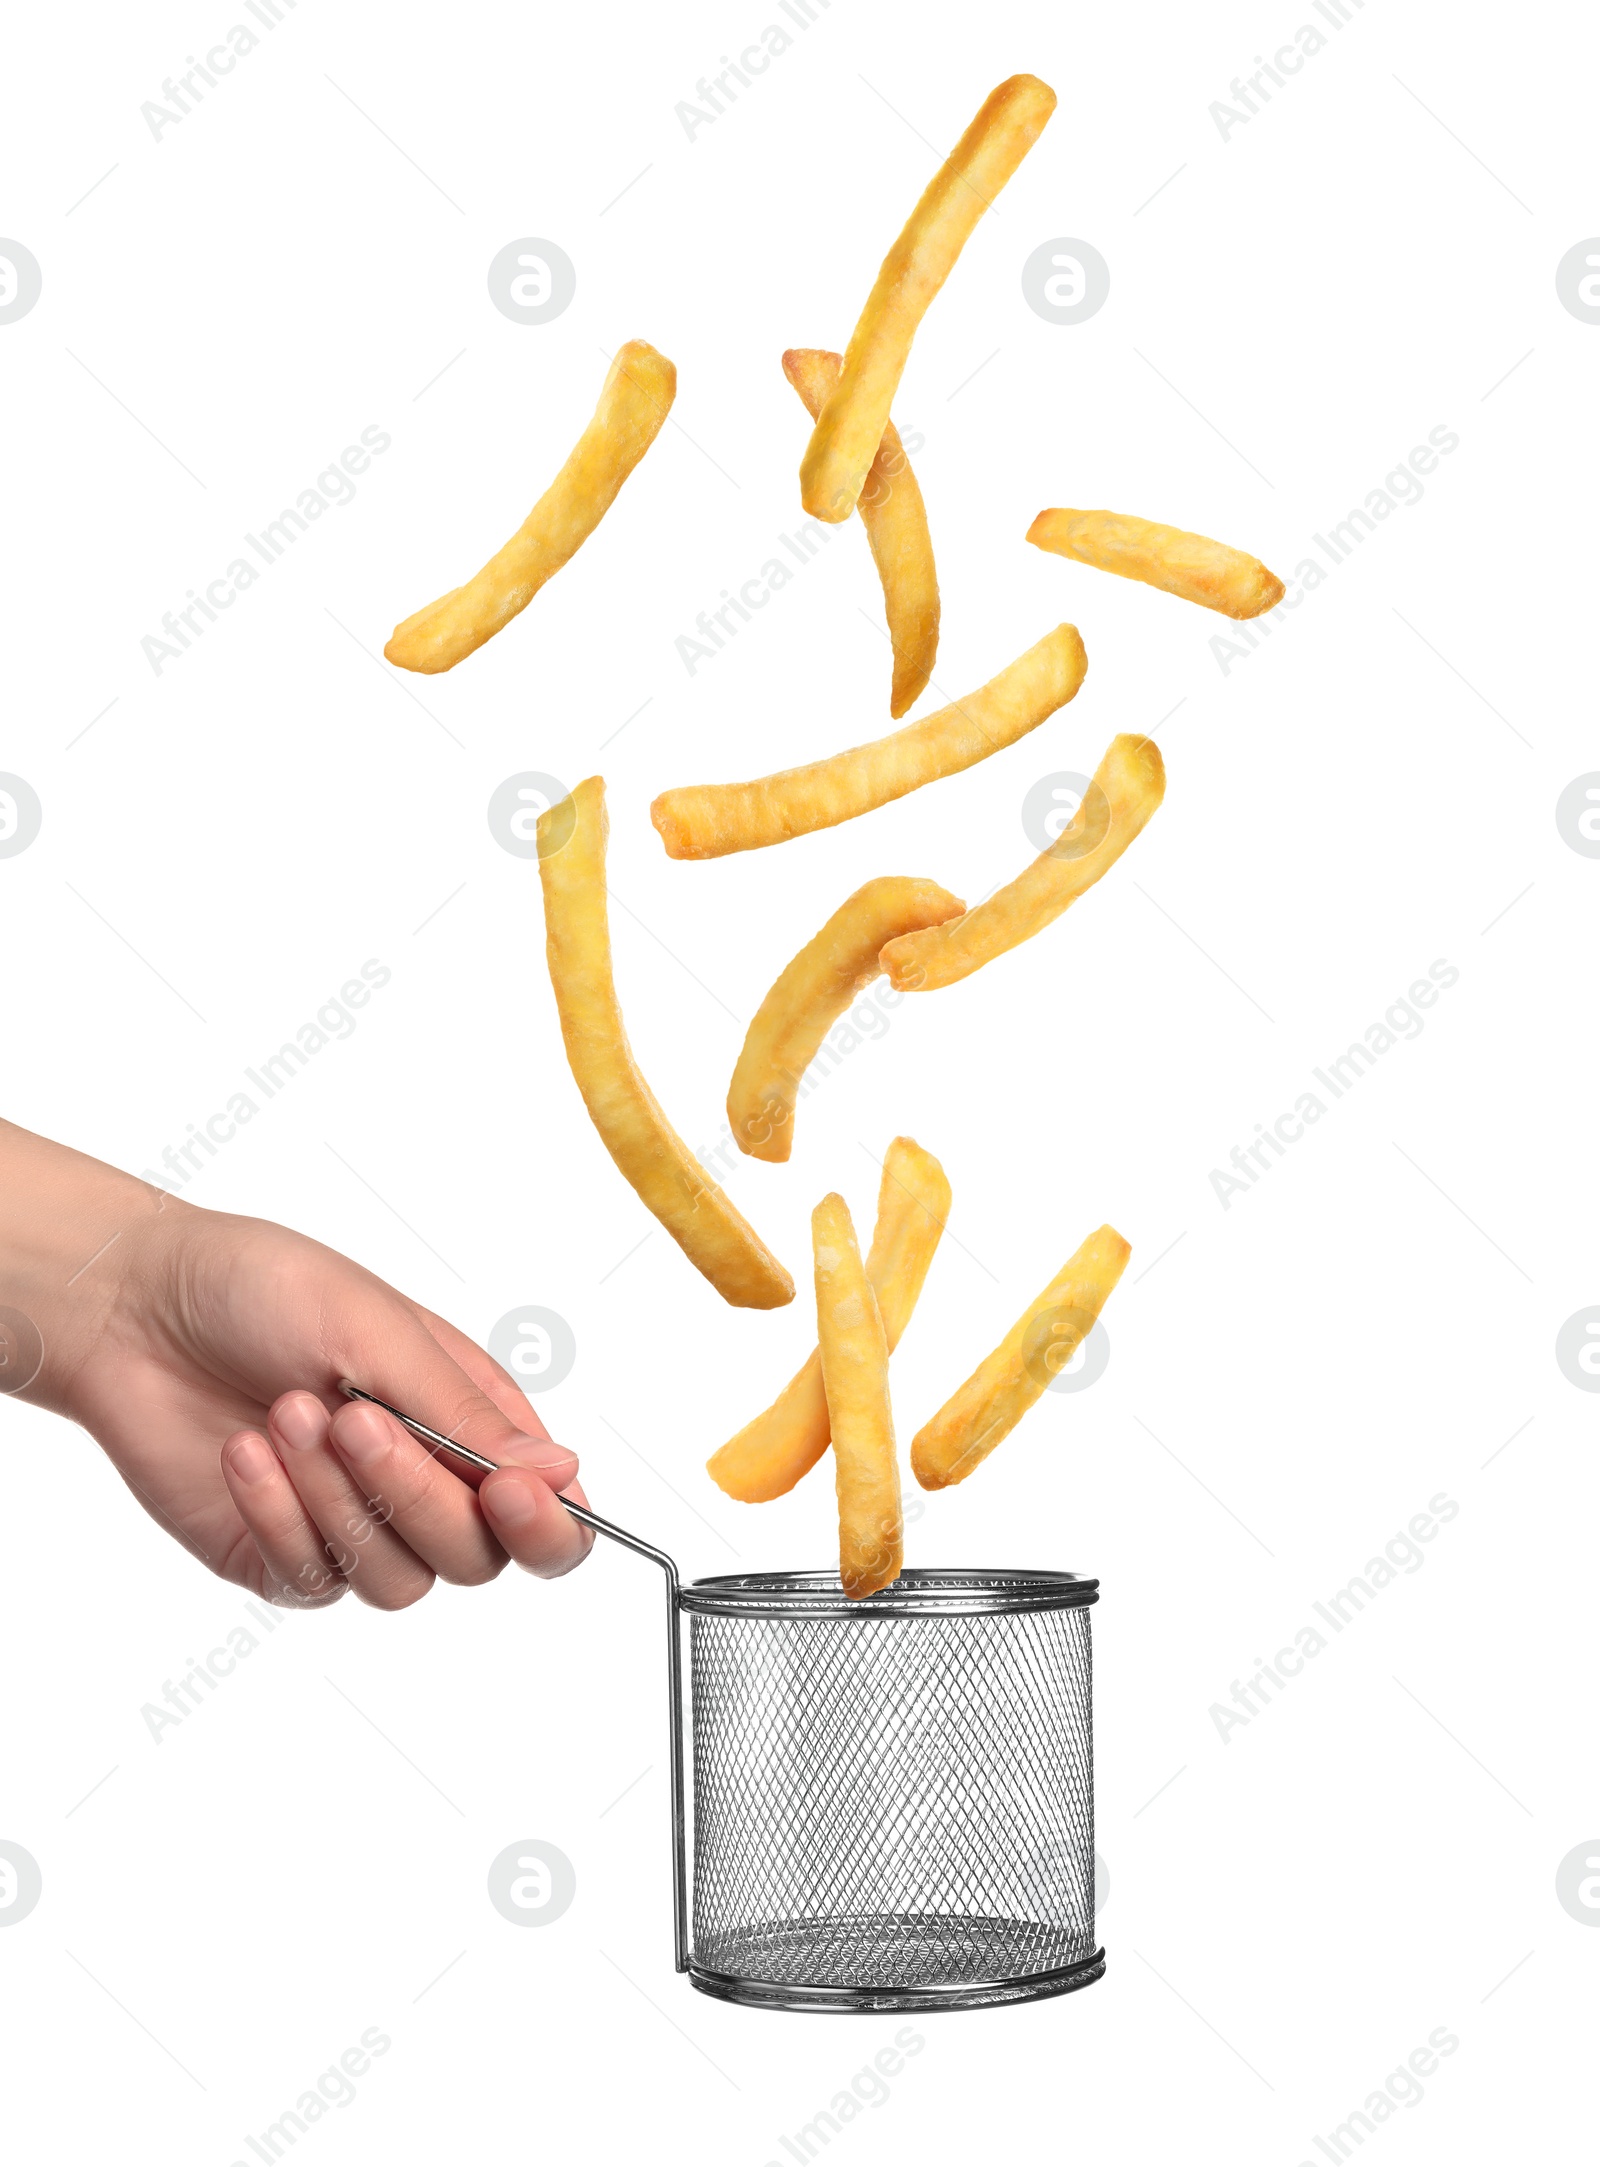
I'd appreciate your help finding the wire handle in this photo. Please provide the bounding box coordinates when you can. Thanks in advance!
[338,1379,681,1577]
[338,1379,690,1969]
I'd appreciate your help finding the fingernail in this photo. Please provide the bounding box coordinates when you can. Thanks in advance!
[504,1434,577,1473]
[483,1473,539,1528]
[334,1412,390,1471]
[273,1396,325,1453]
[230,1436,276,1487]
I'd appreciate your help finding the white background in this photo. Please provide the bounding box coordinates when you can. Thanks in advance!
[1,0,1595,2159]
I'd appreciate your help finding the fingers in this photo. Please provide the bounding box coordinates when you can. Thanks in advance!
[480,1468,595,1580]
[219,1430,351,1609]
[226,1399,594,1602]
[321,1397,512,1590]
[267,1393,440,1611]
[324,1398,590,1582]
[215,1273,595,1610]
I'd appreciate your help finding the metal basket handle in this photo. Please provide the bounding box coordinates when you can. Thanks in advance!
[339,1381,689,1969]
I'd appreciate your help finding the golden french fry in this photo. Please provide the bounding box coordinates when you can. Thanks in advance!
[912,1225,1131,1490]
[880,733,1164,992]
[728,879,964,1163]
[537,776,792,1310]
[783,347,939,716]
[800,76,1056,521]
[708,1138,950,1502]
[651,623,1086,860]
[1027,508,1284,621]
[386,341,676,673]
[813,1191,902,1598]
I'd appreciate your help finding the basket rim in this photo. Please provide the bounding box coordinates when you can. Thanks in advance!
[678,1565,1098,1618]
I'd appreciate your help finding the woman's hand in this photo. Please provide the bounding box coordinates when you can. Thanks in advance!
[1,1120,592,1608]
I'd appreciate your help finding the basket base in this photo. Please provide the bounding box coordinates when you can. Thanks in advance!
[687,1917,1105,2013]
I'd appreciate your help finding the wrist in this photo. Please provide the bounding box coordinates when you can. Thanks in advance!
[0,1120,181,1416]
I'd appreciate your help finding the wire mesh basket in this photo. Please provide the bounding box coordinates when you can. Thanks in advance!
[680,1570,1101,2012]
[341,1385,1104,2014]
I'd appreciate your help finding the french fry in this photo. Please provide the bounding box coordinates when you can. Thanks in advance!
[813,1191,902,1599]
[537,776,793,1310]
[912,1225,1131,1490]
[708,1138,950,1502]
[879,732,1164,992]
[800,76,1057,521]
[728,879,965,1162]
[783,347,939,716]
[386,341,676,673]
[651,623,1086,859]
[1027,508,1284,620]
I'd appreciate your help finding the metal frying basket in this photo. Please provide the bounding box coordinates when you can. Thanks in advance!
[344,1385,1104,2014]
[682,1568,1101,2011]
